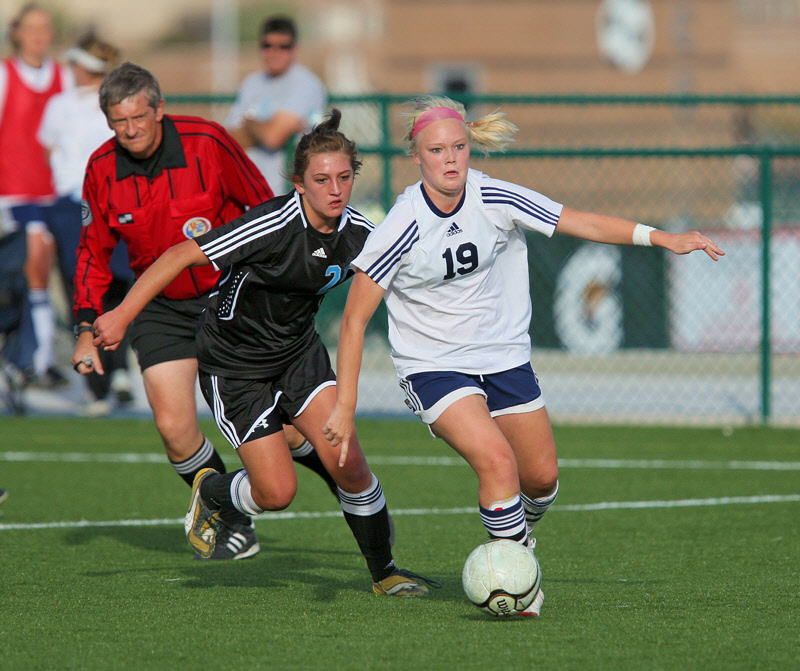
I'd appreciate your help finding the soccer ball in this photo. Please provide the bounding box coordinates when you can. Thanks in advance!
[462,539,541,616]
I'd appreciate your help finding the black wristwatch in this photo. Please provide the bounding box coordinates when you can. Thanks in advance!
[73,324,95,339]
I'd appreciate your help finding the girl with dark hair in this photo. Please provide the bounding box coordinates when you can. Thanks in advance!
[92,110,438,597]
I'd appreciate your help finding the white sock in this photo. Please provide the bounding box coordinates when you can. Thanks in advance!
[337,473,385,516]
[30,289,55,376]
[289,439,314,457]
[231,470,263,516]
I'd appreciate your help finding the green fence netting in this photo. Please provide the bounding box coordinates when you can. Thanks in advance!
[169,93,800,426]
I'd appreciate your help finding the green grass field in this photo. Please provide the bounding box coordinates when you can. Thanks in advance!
[1,417,798,670]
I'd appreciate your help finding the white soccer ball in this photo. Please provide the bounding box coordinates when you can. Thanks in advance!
[462,539,541,616]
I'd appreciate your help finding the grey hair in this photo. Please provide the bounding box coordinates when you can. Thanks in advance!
[401,95,518,156]
[99,62,162,117]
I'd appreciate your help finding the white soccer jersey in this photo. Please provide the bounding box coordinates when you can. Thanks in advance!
[38,85,112,201]
[353,168,563,377]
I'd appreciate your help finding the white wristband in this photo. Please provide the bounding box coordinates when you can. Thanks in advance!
[632,223,655,247]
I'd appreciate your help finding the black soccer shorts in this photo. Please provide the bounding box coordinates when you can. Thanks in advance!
[128,295,209,371]
[197,337,336,448]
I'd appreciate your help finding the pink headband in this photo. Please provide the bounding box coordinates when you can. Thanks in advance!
[410,107,465,139]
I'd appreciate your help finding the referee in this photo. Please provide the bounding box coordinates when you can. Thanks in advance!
[71,63,332,560]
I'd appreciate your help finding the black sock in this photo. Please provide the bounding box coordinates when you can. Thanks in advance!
[170,436,227,487]
[339,475,394,582]
[291,441,339,497]
[198,469,252,526]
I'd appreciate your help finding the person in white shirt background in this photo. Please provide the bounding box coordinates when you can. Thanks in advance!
[38,33,134,415]
[226,15,327,195]
[0,3,74,413]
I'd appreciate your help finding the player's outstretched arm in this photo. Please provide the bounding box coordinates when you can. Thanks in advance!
[323,271,386,466]
[93,240,210,350]
[556,206,724,261]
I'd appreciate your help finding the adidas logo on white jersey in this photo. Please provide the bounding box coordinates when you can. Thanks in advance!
[312,247,328,259]
[445,222,462,237]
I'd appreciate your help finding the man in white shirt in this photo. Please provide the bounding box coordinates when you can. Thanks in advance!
[226,15,327,194]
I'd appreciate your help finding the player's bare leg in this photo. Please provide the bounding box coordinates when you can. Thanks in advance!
[284,422,339,497]
[141,358,205,463]
[292,386,372,492]
[236,433,299,511]
[432,395,530,548]
[495,407,559,500]
[431,394,521,508]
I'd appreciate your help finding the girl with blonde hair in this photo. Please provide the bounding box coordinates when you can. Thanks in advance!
[324,95,723,616]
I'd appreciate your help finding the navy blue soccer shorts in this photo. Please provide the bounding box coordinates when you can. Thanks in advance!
[399,362,546,425]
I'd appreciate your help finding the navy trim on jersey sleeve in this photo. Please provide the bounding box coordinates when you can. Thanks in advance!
[481,185,560,228]
[361,220,419,283]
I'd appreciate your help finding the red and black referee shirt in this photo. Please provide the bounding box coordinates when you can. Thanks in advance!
[74,115,273,324]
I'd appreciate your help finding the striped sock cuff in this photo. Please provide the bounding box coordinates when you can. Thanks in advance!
[338,473,386,516]
[480,494,528,542]
[520,481,559,527]
[231,470,263,516]
[170,437,215,476]
[28,288,50,306]
[289,440,314,458]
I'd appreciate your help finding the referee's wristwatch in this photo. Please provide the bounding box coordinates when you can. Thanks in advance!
[73,324,95,340]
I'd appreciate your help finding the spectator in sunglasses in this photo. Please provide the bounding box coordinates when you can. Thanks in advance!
[226,15,327,195]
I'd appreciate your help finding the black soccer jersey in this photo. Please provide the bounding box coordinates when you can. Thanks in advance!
[194,190,375,378]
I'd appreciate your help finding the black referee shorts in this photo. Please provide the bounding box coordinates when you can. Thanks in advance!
[128,295,209,371]
[197,337,336,448]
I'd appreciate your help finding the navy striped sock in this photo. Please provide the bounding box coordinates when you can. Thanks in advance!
[480,494,528,544]
[520,481,559,531]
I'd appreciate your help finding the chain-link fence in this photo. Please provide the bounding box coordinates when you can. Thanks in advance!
[172,93,800,426]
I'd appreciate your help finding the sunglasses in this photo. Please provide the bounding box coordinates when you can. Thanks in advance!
[261,41,293,50]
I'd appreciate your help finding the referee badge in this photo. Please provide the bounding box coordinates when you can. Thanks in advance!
[183,216,212,239]
[81,199,93,227]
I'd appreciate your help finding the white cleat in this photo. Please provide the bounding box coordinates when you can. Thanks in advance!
[520,588,544,616]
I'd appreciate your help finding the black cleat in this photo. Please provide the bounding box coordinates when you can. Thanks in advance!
[195,520,260,561]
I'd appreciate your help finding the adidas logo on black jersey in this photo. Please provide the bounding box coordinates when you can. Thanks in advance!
[445,222,462,237]
[312,247,327,259]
